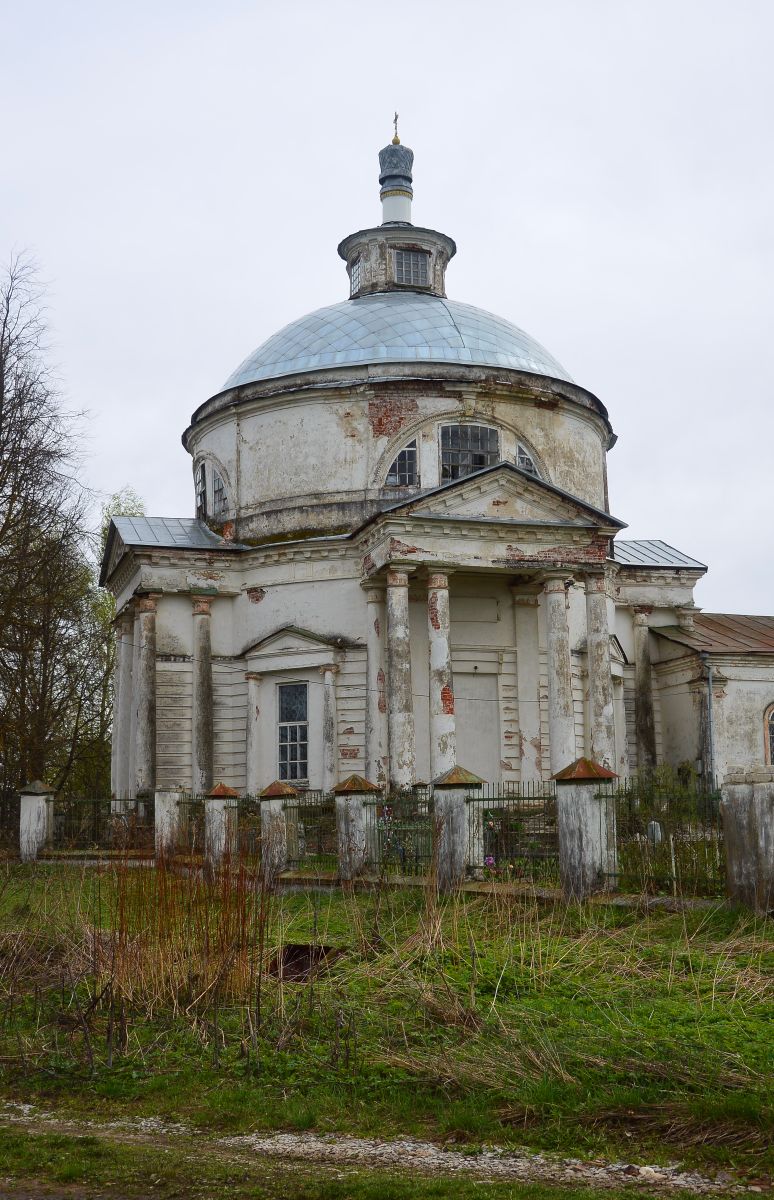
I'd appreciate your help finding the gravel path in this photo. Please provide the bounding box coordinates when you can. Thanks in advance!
[2,1103,761,1194]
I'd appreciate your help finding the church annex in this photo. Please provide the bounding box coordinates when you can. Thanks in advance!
[101,133,774,797]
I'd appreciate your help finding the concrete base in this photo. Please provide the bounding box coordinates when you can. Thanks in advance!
[261,797,288,883]
[433,787,467,892]
[19,789,53,862]
[336,795,368,880]
[154,790,181,857]
[556,781,616,900]
[205,797,233,866]
[721,775,774,914]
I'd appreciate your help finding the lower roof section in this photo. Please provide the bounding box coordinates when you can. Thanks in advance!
[611,539,707,570]
[654,614,774,655]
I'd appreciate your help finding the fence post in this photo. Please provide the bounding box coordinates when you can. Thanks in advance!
[721,770,774,914]
[554,758,617,900]
[259,781,294,882]
[154,788,182,857]
[19,781,54,862]
[205,783,239,867]
[333,775,381,880]
[432,766,484,892]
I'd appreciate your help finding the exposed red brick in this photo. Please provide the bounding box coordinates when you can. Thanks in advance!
[368,395,418,438]
[363,553,376,575]
[428,591,441,630]
[222,521,235,542]
[441,685,455,715]
[374,616,380,638]
[377,667,386,714]
[340,747,358,760]
[388,537,420,556]
[247,587,266,603]
[342,727,355,735]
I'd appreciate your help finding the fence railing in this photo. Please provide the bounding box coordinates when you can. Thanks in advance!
[467,783,559,885]
[46,798,154,855]
[283,791,337,872]
[597,780,724,897]
[363,788,434,876]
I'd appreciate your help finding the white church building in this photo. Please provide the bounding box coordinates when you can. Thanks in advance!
[101,133,774,797]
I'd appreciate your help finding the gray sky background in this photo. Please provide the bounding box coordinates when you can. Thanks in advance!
[2,0,772,613]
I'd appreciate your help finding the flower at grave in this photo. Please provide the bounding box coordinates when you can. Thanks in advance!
[484,855,496,868]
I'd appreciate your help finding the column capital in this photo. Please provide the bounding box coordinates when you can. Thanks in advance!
[426,571,451,591]
[386,568,413,588]
[319,663,340,677]
[137,594,160,614]
[632,606,652,625]
[510,588,539,606]
[244,671,262,684]
[542,574,572,595]
[362,583,385,601]
[583,572,608,595]
[192,595,213,616]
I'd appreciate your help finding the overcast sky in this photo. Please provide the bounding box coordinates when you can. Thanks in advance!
[2,0,772,613]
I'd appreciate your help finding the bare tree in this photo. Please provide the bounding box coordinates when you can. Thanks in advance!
[0,254,111,809]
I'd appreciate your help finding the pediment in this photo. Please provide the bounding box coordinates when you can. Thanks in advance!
[400,465,623,530]
[243,624,360,662]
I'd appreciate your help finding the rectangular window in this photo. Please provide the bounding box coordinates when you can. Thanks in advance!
[213,471,227,516]
[394,250,429,286]
[441,424,499,481]
[278,683,309,782]
[350,258,362,295]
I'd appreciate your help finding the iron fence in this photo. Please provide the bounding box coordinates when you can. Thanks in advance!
[47,798,154,854]
[176,796,206,857]
[283,791,337,872]
[466,782,559,885]
[231,797,262,861]
[598,780,724,897]
[363,788,434,876]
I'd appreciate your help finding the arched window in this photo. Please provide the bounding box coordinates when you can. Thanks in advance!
[386,440,418,486]
[765,705,774,764]
[440,424,499,481]
[516,443,540,478]
[195,462,207,518]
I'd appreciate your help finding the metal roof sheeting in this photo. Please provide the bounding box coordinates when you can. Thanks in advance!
[222,293,573,390]
[111,516,241,551]
[612,539,707,570]
[655,614,774,655]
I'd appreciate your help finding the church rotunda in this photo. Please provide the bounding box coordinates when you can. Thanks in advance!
[102,132,774,796]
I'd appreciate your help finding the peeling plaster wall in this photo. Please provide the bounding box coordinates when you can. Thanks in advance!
[187,382,611,540]
[156,661,193,790]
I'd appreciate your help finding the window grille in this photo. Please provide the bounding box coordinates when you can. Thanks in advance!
[441,424,499,481]
[767,706,774,765]
[350,258,362,295]
[278,683,309,782]
[386,440,418,486]
[195,462,207,518]
[394,250,429,286]
[213,471,228,516]
[516,443,540,477]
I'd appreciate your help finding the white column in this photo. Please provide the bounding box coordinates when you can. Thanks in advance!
[585,573,615,768]
[386,568,416,790]
[427,571,455,780]
[115,610,134,800]
[320,663,339,793]
[633,608,657,771]
[134,595,158,796]
[245,672,262,795]
[191,596,214,795]
[128,606,141,797]
[512,591,542,783]
[364,586,388,787]
[543,575,576,775]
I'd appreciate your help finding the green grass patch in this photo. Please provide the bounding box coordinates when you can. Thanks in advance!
[0,863,771,1176]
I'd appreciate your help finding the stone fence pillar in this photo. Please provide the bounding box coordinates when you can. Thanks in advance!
[205,783,239,867]
[259,781,294,884]
[155,789,182,857]
[432,766,483,893]
[554,758,617,900]
[19,782,54,862]
[334,774,381,880]
[721,770,774,914]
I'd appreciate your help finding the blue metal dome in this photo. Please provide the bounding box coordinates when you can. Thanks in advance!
[222,292,572,390]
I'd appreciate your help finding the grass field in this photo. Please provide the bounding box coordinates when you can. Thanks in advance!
[0,862,771,1191]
